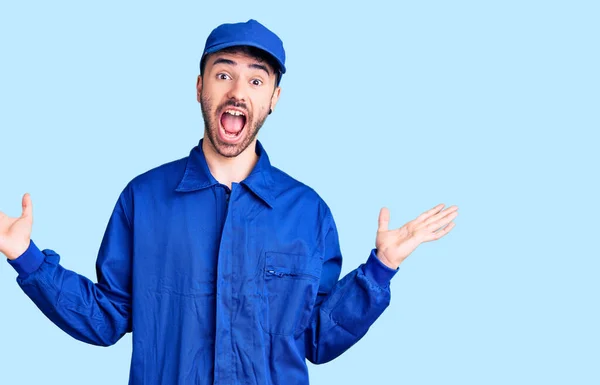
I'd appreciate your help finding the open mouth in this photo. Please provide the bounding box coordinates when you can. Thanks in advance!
[220,109,247,139]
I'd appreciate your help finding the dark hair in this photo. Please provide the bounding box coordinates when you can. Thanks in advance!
[200,45,282,87]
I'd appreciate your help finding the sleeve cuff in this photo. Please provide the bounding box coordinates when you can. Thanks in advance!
[7,240,45,277]
[361,248,399,287]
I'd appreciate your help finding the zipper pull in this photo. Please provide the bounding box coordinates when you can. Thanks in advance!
[266,269,287,277]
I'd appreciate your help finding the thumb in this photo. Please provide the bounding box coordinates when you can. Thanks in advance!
[378,207,390,232]
[21,193,33,222]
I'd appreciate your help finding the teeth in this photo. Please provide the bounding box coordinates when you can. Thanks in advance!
[225,110,245,116]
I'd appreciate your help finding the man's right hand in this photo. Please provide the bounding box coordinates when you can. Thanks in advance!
[0,193,34,260]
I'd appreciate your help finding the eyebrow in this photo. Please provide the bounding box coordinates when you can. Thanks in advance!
[212,58,271,76]
[249,63,271,76]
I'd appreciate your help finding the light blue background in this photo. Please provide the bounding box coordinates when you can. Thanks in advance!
[1,0,598,384]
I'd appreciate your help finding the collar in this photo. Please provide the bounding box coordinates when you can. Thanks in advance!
[175,139,275,208]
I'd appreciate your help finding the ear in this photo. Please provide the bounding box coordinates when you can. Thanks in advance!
[196,75,203,103]
[269,86,281,114]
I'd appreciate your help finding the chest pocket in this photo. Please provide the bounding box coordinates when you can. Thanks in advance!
[260,251,321,336]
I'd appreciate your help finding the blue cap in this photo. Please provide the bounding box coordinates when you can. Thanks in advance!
[200,19,286,75]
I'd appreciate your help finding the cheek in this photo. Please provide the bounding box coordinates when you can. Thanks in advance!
[252,93,273,112]
[202,83,228,105]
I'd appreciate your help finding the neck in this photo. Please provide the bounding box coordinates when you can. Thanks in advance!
[202,136,259,189]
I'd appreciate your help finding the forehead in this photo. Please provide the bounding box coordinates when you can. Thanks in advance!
[207,51,274,73]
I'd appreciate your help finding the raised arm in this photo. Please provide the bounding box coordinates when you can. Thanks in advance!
[1,188,134,346]
[304,203,458,364]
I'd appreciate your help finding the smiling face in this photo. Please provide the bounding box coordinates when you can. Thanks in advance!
[197,47,281,158]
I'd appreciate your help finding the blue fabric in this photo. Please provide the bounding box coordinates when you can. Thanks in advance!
[201,19,286,74]
[8,139,398,385]
[8,240,44,277]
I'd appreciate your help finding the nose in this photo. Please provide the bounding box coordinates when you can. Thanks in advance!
[226,77,247,102]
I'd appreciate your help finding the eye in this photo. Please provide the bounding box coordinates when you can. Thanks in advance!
[251,78,263,86]
[217,73,231,80]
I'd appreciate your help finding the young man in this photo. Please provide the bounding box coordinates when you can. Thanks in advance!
[0,19,458,385]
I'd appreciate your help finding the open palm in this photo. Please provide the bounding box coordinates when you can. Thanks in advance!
[375,203,458,269]
[0,193,33,260]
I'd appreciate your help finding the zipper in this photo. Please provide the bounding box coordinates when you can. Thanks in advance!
[266,269,317,279]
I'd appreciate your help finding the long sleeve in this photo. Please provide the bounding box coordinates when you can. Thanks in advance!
[7,186,133,347]
[304,209,398,364]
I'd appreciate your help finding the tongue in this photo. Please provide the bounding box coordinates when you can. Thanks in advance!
[221,113,245,134]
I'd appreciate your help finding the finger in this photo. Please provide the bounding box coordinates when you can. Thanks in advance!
[433,221,456,240]
[424,213,458,241]
[415,203,445,223]
[21,193,33,221]
[429,210,458,230]
[421,222,455,243]
[423,205,458,227]
[378,207,390,232]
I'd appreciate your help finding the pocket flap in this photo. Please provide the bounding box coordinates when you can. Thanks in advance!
[265,251,321,278]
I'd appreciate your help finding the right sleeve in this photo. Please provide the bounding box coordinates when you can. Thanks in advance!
[7,186,134,347]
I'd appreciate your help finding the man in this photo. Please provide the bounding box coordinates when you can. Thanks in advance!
[0,19,458,384]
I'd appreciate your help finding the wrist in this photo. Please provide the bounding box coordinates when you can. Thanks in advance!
[363,249,399,286]
[376,249,400,270]
[5,240,31,261]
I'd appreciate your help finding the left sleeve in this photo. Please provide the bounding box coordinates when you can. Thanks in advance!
[304,208,399,364]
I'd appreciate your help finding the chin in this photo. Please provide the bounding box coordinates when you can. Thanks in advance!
[207,125,255,158]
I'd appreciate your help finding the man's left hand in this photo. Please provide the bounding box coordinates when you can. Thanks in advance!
[375,203,459,269]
